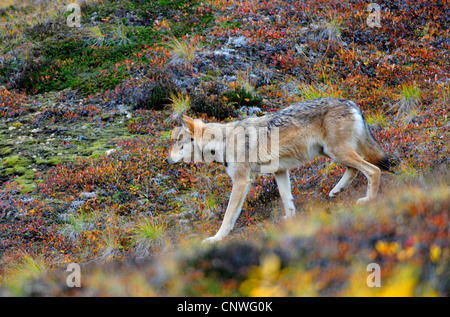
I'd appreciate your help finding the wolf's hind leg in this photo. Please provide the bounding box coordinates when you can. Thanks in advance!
[274,170,296,219]
[329,167,358,198]
[325,145,380,203]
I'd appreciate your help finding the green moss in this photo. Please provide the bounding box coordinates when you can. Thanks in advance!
[22,169,35,180]
[90,150,103,159]
[35,158,48,165]
[4,168,15,175]
[3,155,32,168]
[47,157,62,166]
[3,155,19,167]
[14,166,27,175]
[18,182,35,194]
[1,147,13,155]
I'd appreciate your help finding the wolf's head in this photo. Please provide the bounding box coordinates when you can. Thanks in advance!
[166,116,197,164]
[166,116,226,165]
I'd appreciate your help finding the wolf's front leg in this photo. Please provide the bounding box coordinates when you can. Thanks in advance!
[274,170,296,219]
[202,172,251,243]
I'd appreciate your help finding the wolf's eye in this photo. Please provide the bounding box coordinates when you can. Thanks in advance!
[211,150,216,155]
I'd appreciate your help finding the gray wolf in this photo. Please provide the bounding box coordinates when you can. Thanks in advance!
[166,97,389,243]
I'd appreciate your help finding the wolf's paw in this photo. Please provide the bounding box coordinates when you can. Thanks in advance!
[356,197,370,204]
[282,212,295,221]
[329,188,343,198]
[202,236,222,244]
[329,191,339,198]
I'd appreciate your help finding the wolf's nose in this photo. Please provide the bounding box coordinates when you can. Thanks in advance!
[165,158,168,163]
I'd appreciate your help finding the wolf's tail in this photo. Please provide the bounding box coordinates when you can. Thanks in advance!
[358,120,390,171]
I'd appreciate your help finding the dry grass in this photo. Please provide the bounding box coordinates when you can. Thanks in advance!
[316,14,343,43]
[395,83,421,116]
[0,0,64,40]
[169,91,190,120]
[297,82,342,101]
[1,252,47,293]
[167,36,196,68]
[131,217,168,258]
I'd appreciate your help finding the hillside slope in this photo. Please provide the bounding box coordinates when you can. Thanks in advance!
[0,0,448,296]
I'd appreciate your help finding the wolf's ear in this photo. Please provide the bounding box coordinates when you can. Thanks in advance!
[182,115,196,136]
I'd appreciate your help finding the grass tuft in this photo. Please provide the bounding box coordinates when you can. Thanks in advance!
[167,36,196,68]
[2,253,47,293]
[169,91,190,120]
[131,217,167,257]
[395,83,421,116]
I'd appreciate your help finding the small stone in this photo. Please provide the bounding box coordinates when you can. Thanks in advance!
[105,149,117,156]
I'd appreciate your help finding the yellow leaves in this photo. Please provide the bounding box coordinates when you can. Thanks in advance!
[376,266,419,297]
[260,253,280,278]
[375,240,419,262]
[240,253,286,297]
[344,263,425,297]
[373,239,444,267]
[397,247,415,261]
[375,240,399,256]
[240,253,320,297]
[429,245,441,263]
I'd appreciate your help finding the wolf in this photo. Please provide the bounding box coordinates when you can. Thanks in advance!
[166,97,389,243]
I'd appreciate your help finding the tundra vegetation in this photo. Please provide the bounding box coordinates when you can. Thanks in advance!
[0,0,448,296]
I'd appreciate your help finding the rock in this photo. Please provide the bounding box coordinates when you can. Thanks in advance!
[227,36,248,48]
[117,104,131,115]
[105,149,117,156]
[80,192,96,199]
[240,106,262,116]
[213,48,235,61]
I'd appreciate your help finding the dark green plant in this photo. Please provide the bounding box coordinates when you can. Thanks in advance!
[189,81,237,120]
[116,77,177,110]
[223,87,262,108]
